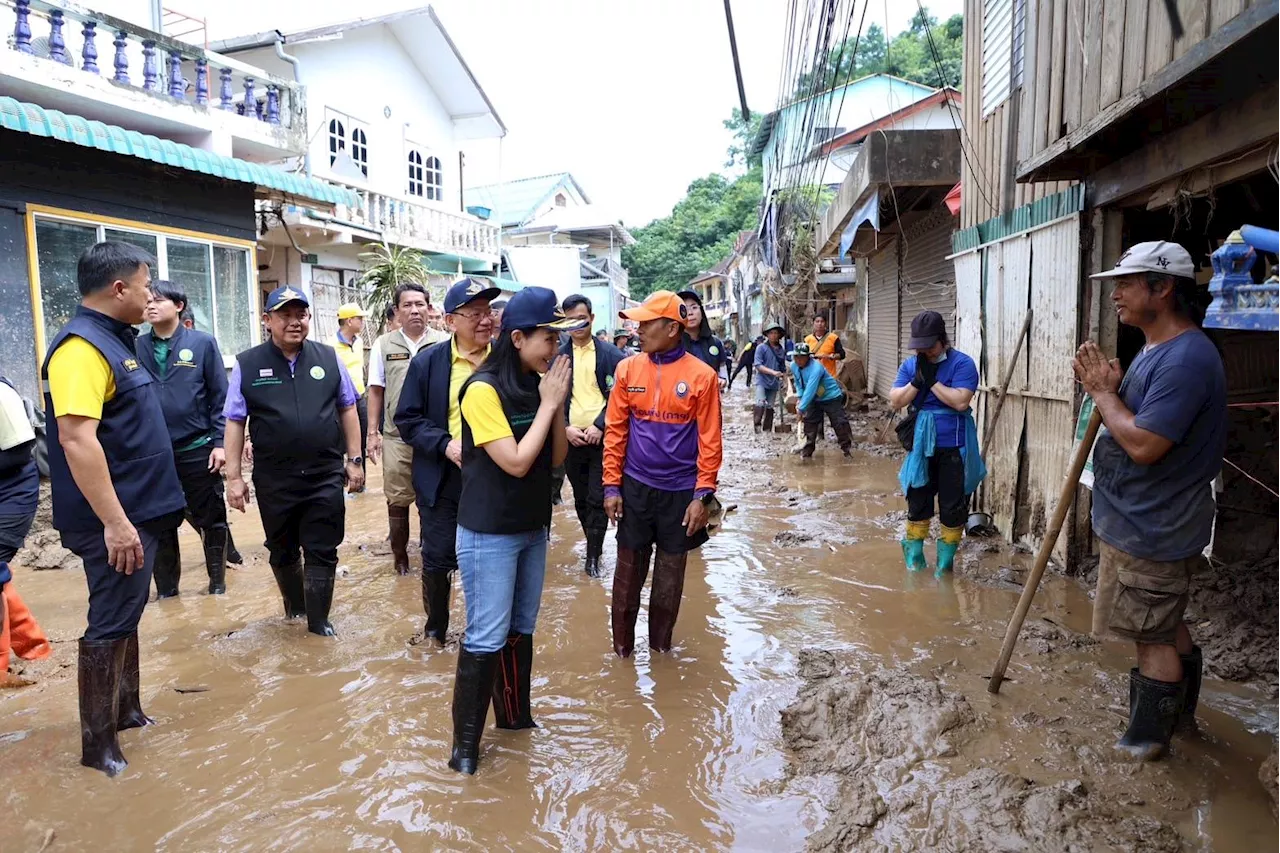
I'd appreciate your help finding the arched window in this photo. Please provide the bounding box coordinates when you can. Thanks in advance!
[407,150,424,197]
[328,118,345,166]
[425,156,443,201]
[350,128,368,177]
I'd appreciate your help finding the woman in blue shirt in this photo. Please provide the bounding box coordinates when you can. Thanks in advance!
[790,343,853,458]
[888,311,981,573]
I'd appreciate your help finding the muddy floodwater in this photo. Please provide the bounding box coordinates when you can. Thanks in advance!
[4,394,1277,852]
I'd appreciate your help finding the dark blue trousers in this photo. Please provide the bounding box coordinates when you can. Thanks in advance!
[62,523,168,641]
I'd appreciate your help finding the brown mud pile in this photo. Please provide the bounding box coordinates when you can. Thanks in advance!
[1263,749,1279,817]
[782,649,1183,852]
[1184,557,1279,692]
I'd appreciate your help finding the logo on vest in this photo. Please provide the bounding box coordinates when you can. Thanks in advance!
[122,358,140,372]
[606,375,615,387]
[259,368,274,378]
[709,346,719,356]
[178,348,194,362]
[675,381,689,398]
[309,366,326,380]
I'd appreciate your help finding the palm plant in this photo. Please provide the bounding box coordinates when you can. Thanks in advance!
[356,242,432,331]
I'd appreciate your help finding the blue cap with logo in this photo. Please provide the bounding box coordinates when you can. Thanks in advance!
[265,285,309,312]
[444,277,502,313]
[500,287,589,332]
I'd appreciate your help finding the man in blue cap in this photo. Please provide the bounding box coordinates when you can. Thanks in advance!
[395,277,499,645]
[43,241,187,776]
[222,285,364,637]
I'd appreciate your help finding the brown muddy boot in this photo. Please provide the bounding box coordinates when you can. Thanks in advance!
[611,546,652,657]
[116,633,153,730]
[752,406,764,434]
[491,632,537,730]
[79,637,128,777]
[270,558,307,619]
[388,504,411,576]
[649,551,688,652]
[422,571,452,645]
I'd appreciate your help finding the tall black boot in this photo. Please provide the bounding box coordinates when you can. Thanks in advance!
[270,559,306,619]
[226,531,244,565]
[584,528,606,578]
[79,637,128,777]
[116,632,153,731]
[422,571,452,645]
[492,632,537,730]
[152,528,181,599]
[1116,668,1184,761]
[303,564,336,637]
[203,525,228,595]
[448,649,498,775]
[762,406,775,434]
[752,406,764,434]
[1178,645,1203,731]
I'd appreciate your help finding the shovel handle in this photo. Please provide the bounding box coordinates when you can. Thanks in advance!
[987,406,1102,693]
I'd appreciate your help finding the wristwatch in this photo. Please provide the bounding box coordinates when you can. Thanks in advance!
[347,456,363,466]
[699,492,716,506]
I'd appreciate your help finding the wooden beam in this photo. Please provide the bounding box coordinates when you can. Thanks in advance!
[1089,84,1279,206]
[1145,144,1276,208]
[1018,0,1278,181]
[1099,0,1126,107]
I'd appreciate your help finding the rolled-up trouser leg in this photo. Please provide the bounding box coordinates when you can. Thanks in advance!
[648,550,688,652]
[611,545,652,657]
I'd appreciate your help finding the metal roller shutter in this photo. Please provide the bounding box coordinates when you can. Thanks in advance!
[899,208,958,359]
[866,243,900,399]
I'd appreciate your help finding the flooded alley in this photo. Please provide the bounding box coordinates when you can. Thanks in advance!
[3,395,1277,852]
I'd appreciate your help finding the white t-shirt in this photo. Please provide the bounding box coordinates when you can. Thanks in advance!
[368,328,445,387]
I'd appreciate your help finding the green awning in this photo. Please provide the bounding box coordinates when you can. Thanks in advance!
[0,96,355,208]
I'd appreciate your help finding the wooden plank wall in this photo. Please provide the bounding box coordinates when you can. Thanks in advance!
[961,0,1237,229]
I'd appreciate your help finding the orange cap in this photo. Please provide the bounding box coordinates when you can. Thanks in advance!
[619,290,687,323]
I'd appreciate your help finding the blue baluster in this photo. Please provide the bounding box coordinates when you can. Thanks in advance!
[48,10,70,65]
[112,30,129,84]
[265,85,280,125]
[242,77,256,119]
[219,67,234,110]
[13,0,32,55]
[142,40,158,92]
[81,21,99,74]
[168,50,184,98]
[194,58,208,105]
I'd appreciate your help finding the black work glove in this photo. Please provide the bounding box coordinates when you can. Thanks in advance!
[912,357,939,391]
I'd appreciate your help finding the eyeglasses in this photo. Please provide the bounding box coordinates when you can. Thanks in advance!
[451,309,490,322]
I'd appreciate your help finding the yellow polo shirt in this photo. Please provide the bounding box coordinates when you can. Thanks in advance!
[569,340,606,429]
[331,333,366,395]
[460,380,511,446]
[47,337,115,418]
[448,337,489,440]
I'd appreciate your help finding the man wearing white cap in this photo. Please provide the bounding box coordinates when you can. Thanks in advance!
[1074,240,1226,761]
[332,302,368,489]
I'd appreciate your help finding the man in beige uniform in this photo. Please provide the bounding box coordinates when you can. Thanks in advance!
[367,283,448,574]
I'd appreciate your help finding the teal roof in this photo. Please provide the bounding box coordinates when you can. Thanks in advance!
[464,173,588,228]
[0,96,355,207]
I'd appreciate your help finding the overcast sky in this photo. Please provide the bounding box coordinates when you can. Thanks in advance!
[205,0,962,227]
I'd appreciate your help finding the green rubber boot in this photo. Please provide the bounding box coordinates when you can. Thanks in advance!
[901,538,927,572]
[936,540,960,576]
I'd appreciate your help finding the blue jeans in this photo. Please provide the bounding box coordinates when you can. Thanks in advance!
[754,383,779,407]
[456,525,548,654]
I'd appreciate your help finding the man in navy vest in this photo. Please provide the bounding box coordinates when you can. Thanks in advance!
[43,241,186,777]
[222,286,364,637]
[137,281,231,597]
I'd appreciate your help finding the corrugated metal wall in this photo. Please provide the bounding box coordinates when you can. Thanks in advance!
[899,208,959,361]
[866,241,900,398]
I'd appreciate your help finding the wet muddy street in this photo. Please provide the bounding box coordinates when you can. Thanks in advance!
[4,392,1277,852]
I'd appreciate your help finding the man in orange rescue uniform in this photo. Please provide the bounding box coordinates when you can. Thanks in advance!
[603,291,722,657]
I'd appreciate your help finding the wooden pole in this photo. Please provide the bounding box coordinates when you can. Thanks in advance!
[980,308,1033,457]
[987,406,1103,694]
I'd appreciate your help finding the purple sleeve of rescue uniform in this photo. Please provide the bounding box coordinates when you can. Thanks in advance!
[223,360,247,422]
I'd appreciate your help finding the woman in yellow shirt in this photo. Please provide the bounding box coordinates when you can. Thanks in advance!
[444,287,579,775]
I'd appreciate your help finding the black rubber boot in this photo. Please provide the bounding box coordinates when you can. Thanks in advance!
[584,529,606,579]
[1178,645,1203,731]
[422,571,452,645]
[203,525,228,595]
[152,527,181,599]
[1116,668,1184,761]
[303,564,336,637]
[448,648,498,775]
[492,632,537,730]
[79,637,128,777]
[116,633,153,731]
[269,559,306,619]
[762,406,775,433]
[752,406,764,434]
[226,531,244,565]
[388,504,411,576]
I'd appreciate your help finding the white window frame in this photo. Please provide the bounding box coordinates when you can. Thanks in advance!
[327,112,346,167]
[424,154,443,202]
[29,210,259,367]
[407,148,425,198]
[326,108,369,178]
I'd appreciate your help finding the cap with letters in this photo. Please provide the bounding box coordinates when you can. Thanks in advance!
[1089,241,1195,280]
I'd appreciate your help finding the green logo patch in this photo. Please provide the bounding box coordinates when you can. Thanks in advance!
[309,365,326,380]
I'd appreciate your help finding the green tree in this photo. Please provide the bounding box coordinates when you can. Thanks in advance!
[356,242,431,332]
[724,107,764,169]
